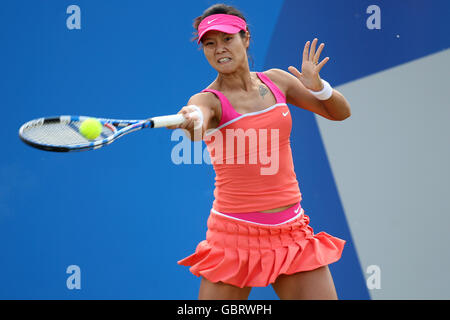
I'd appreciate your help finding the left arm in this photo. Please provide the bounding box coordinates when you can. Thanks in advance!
[317,86,351,121]
[268,38,351,121]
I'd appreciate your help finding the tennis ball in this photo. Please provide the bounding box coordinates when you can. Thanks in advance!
[79,118,103,140]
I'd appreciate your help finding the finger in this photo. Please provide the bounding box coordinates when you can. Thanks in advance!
[180,118,193,130]
[187,113,199,122]
[181,106,199,118]
[180,108,190,116]
[167,122,184,130]
[180,107,195,120]
[288,66,302,78]
[316,57,329,72]
[182,113,191,123]
[309,38,318,61]
[314,43,325,64]
[180,105,195,113]
[168,110,188,129]
[303,41,310,63]
[186,106,201,118]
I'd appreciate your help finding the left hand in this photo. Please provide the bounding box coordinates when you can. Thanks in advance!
[288,38,329,91]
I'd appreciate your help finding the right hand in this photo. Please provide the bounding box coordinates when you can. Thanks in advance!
[166,105,203,131]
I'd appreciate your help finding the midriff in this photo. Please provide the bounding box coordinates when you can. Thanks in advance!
[259,202,297,213]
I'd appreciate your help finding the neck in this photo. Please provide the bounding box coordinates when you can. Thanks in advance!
[215,64,256,92]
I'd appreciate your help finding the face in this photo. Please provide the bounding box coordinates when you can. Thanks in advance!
[201,30,250,73]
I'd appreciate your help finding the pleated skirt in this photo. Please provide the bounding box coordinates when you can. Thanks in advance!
[177,209,345,288]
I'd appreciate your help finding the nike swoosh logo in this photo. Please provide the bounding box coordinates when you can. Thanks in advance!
[207,18,218,24]
[282,111,289,117]
[294,206,300,213]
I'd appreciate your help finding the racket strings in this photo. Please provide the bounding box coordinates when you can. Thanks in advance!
[21,121,115,146]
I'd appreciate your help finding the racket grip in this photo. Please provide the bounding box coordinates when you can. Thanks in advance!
[151,114,185,128]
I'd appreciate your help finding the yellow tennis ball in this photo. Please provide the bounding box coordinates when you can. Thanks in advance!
[79,118,103,140]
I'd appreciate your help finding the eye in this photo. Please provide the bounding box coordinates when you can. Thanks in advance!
[225,36,233,41]
[204,41,214,46]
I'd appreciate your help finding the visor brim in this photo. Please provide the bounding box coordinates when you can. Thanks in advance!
[197,25,242,44]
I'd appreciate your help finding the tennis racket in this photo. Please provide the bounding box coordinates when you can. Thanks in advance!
[18,113,193,152]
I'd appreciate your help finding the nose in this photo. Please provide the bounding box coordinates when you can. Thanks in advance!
[215,41,227,54]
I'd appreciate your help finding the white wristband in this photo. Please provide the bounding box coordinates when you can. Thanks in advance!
[187,105,204,130]
[308,79,333,100]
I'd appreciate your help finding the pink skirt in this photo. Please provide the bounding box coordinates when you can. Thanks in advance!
[177,209,346,288]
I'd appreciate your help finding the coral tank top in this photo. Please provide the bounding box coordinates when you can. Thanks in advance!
[202,72,302,213]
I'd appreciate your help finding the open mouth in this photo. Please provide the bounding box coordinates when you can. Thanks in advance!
[217,57,232,64]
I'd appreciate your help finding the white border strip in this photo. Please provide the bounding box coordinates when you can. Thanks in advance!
[205,103,287,136]
[211,207,304,226]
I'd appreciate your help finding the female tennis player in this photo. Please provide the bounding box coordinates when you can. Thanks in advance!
[169,4,351,300]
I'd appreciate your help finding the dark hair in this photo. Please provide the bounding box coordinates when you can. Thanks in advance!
[192,3,250,45]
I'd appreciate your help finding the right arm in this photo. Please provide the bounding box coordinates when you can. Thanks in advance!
[166,92,220,141]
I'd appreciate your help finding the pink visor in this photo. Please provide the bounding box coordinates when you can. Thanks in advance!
[197,14,247,44]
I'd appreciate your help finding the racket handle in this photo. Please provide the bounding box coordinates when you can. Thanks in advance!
[150,114,185,128]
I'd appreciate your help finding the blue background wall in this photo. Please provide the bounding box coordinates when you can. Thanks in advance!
[1,0,449,299]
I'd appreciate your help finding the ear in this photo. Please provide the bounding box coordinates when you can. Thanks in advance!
[245,31,251,49]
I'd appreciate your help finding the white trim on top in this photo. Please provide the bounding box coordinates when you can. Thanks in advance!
[204,103,287,136]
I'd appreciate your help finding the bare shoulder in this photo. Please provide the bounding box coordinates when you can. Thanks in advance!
[263,68,296,94]
[187,91,221,129]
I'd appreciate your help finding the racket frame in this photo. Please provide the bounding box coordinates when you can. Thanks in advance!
[19,113,185,152]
